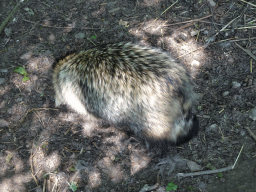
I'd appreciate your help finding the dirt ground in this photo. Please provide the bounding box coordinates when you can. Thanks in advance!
[0,0,256,191]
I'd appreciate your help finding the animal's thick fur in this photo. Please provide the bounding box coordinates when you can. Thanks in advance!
[53,43,199,148]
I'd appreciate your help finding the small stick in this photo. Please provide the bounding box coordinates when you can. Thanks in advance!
[245,127,256,142]
[30,151,39,186]
[161,0,179,15]
[0,1,21,34]
[22,19,103,30]
[177,145,244,178]
[19,108,58,125]
[240,0,256,7]
[235,42,256,60]
[167,15,212,26]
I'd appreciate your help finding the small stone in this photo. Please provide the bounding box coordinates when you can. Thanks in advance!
[4,28,11,37]
[232,81,241,89]
[233,95,241,100]
[0,119,9,127]
[191,30,199,37]
[187,160,202,172]
[222,91,229,97]
[227,57,234,63]
[206,124,218,133]
[75,32,85,39]
[110,155,115,161]
[248,79,253,86]
[240,130,246,136]
[0,78,5,84]
[249,107,256,120]
[0,69,8,73]
[207,0,216,7]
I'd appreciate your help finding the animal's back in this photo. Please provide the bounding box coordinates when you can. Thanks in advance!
[53,43,199,147]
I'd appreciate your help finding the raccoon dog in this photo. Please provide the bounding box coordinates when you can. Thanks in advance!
[53,43,199,148]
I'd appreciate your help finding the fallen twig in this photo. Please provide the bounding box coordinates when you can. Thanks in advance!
[235,42,256,60]
[22,19,103,30]
[167,15,212,26]
[161,0,179,15]
[240,0,256,7]
[177,145,244,178]
[245,127,256,142]
[0,1,21,35]
[19,108,58,125]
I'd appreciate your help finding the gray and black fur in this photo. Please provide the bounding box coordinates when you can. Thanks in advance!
[53,43,199,149]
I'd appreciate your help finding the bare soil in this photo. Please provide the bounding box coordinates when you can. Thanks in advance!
[0,0,256,192]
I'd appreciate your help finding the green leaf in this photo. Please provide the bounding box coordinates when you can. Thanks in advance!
[218,172,223,178]
[69,167,76,172]
[166,182,178,191]
[14,66,26,75]
[90,35,97,39]
[23,76,30,82]
[69,181,78,192]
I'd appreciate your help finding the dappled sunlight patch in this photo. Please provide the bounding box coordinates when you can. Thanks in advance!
[141,20,168,35]
[81,118,102,137]
[88,167,101,188]
[0,172,33,192]
[98,157,125,183]
[44,151,62,172]
[165,33,205,68]
[130,152,152,175]
[129,19,168,39]
[32,147,61,178]
[20,53,53,74]
[129,19,205,77]
[101,130,128,154]
[48,34,56,44]
[8,52,53,95]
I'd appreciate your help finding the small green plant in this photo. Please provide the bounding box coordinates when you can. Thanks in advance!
[218,172,223,178]
[14,66,29,81]
[206,163,216,170]
[69,181,78,192]
[90,35,97,40]
[188,185,195,191]
[166,182,178,191]
[69,166,76,172]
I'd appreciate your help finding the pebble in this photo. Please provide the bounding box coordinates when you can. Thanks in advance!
[0,119,9,127]
[187,160,202,172]
[249,107,256,120]
[0,69,8,73]
[248,79,253,86]
[75,32,85,39]
[206,124,218,133]
[0,78,5,84]
[232,81,241,89]
[222,91,229,97]
[191,30,199,36]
